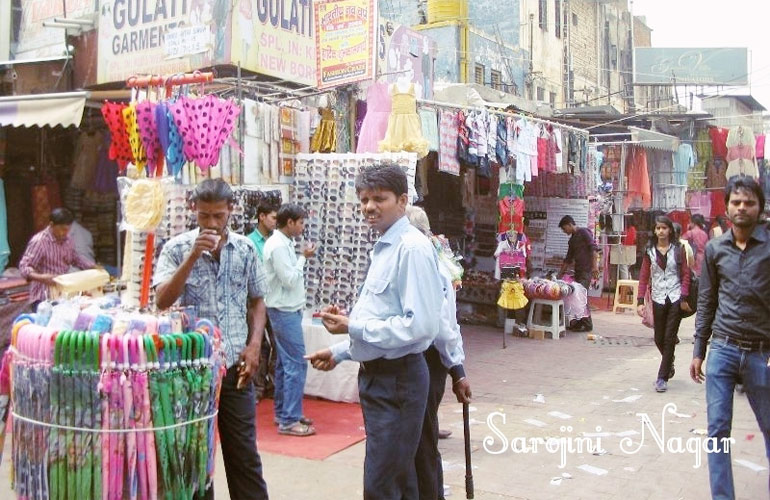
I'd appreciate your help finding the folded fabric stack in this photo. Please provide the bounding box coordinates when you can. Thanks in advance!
[0,277,29,304]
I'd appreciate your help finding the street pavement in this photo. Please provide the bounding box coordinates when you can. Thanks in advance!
[1,307,768,499]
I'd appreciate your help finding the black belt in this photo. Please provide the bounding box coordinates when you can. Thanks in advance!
[712,333,767,352]
[360,353,424,374]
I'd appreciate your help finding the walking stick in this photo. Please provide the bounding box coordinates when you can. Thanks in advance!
[463,402,474,499]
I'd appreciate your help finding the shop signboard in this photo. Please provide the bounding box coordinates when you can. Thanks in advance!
[314,0,377,89]
[634,47,748,85]
[376,20,437,99]
[234,0,317,86]
[97,0,228,84]
[13,0,96,59]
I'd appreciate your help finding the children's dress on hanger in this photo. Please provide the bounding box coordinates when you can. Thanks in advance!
[310,108,337,153]
[378,83,429,158]
[356,82,392,153]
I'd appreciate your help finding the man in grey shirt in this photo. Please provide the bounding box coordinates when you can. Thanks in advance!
[690,176,770,499]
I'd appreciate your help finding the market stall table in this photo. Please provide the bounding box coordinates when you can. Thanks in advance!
[302,316,359,403]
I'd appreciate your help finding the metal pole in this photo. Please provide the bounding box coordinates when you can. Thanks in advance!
[237,62,244,184]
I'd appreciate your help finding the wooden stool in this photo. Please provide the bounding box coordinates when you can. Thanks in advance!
[527,299,565,340]
[613,279,639,313]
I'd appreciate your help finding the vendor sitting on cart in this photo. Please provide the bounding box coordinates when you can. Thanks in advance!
[19,207,95,309]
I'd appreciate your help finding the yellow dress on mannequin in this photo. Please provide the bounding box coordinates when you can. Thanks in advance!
[497,280,528,310]
[378,83,429,158]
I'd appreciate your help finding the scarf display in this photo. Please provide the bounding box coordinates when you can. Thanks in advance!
[6,301,226,500]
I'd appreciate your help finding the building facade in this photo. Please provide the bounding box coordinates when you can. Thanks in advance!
[380,0,529,97]
[563,0,634,112]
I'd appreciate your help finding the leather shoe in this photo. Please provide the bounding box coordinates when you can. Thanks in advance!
[438,429,452,439]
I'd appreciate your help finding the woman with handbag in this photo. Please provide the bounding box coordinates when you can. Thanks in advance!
[636,216,692,393]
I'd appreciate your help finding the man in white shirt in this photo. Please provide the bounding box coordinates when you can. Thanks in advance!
[68,219,95,266]
[263,203,317,436]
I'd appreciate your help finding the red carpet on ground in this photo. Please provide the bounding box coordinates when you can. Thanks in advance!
[255,397,365,460]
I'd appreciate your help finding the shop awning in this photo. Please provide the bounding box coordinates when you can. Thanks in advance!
[0,91,88,128]
[628,126,680,152]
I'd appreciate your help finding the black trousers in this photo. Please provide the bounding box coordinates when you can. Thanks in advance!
[652,298,682,381]
[359,353,429,500]
[205,365,269,500]
[415,347,449,500]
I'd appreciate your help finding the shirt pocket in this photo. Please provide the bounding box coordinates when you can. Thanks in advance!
[362,276,392,313]
[185,275,213,304]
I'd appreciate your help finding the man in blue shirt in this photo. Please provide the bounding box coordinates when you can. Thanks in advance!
[306,164,444,499]
[154,179,269,500]
[263,203,317,436]
[248,205,277,262]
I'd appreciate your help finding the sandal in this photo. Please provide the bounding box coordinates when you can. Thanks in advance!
[274,415,313,426]
[278,422,316,437]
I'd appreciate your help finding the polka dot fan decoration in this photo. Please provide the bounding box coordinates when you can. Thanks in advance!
[168,95,242,170]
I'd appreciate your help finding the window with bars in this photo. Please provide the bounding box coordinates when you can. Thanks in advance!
[490,70,502,90]
[537,87,545,101]
[474,64,485,85]
[538,0,548,30]
[555,0,562,38]
[549,92,557,106]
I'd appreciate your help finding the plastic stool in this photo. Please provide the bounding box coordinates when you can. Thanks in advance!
[527,299,565,340]
[613,280,639,313]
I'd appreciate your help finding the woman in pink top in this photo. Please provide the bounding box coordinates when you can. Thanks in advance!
[682,214,709,276]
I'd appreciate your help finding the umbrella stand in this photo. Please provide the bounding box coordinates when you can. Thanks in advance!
[463,402,474,499]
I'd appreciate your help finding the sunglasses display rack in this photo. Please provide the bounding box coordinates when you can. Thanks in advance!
[118,178,285,308]
[6,301,225,500]
[293,153,418,313]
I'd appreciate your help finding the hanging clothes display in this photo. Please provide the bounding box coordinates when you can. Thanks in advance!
[709,127,729,160]
[8,306,226,500]
[652,150,684,211]
[673,143,694,187]
[687,191,711,218]
[516,119,539,178]
[625,146,651,210]
[419,108,440,153]
[310,107,337,153]
[494,231,530,280]
[725,125,758,179]
[378,84,429,158]
[689,128,710,190]
[438,110,460,176]
[706,158,728,189]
